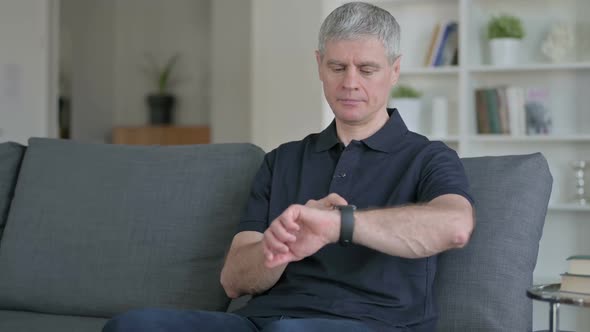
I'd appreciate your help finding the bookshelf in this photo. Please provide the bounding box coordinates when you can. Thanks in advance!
[321,0,590,330]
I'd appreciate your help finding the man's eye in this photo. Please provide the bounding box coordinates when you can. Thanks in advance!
[332,67,345,72]
[361,68,376,75]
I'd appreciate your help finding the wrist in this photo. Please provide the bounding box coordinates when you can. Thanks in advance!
[329,208,341,243]
[336,205,356,246]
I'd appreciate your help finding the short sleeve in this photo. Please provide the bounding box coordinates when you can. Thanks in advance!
[416,143,474,205]
[235,151,274,234]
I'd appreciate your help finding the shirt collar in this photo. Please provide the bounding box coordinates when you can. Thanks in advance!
[315,108,409,153]
[315,119,340,152]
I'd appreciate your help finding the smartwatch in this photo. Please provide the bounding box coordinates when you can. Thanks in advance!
[336,205,356,246]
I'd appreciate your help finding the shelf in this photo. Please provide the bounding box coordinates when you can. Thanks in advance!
[428,135,460,142]
[548,203,590,212]
[468,62,590,73]
[469,135,590,143]
[402,67,459,75]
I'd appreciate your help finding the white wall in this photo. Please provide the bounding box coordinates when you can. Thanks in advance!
[61,0,116,143]
[0,0,58,144]
[210,0,252,144]
[251,0,326,152]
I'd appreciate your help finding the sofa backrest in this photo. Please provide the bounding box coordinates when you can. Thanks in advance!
[435,153,552,331]
[0,142,25,239]
[0,138,265,317]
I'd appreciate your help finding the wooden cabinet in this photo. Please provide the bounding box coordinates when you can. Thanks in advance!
[112,126,210,145]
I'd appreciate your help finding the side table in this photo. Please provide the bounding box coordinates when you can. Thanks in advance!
[527,283,590,332]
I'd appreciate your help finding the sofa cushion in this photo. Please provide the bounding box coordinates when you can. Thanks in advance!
[0,310,107,332]
[435,153,552,332]
[0,142,25,239]
[0,138,265,317]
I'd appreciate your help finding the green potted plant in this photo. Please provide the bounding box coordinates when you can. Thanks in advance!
[487,14,525,66]
[143,53,180,125]
[388,84,424,133]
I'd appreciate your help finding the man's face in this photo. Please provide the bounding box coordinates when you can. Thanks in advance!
[316,37,400,126]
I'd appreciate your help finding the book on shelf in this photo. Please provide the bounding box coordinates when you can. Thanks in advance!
[505,86,526,136]
[424,23,441,66]
[560,255,590,295]
[473,86,529,135]
[424,21,458,67]
[474,89,490,134]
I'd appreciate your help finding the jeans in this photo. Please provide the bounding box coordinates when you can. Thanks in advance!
[102,308,377,332]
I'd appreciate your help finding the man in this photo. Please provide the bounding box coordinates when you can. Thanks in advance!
[103,2,474,331]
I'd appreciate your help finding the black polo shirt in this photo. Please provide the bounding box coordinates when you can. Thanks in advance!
[234,109,474,331]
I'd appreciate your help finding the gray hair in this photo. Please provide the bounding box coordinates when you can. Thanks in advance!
[318,2,401,64]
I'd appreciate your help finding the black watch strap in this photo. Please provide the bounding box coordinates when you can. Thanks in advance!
[337,205,356,246]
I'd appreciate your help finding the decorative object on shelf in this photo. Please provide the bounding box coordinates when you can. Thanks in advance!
[570,160,589,205]
[487,14,525,66]
[541,22,575,63]
[389,84,423,133]
[143,53,180,125]
[525,87,552,135]
[431,96,448,137]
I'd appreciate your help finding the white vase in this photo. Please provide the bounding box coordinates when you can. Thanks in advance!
[388,98,423,133]
[489,38,521,66]
[431,96,449,137]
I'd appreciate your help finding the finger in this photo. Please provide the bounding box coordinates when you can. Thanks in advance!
[262,240,274,262]
[325,193,348,207]
[270,221,297,243]
[264,229,289,254]
[279,215,300,233]
[265,252,294,269]
[305,199,321,209]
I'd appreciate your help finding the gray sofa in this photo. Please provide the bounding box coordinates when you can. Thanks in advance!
[0,138,552,332]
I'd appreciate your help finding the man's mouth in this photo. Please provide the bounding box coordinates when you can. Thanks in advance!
[338,98,364,106]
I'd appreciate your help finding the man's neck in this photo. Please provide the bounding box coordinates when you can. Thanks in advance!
[336,109,389,146]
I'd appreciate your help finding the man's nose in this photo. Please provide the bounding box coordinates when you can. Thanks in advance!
[342,69,360,90]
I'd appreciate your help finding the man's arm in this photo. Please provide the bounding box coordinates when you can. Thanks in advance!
[263,193,474,268]
[353,194,474,258]
[220,194,348,298]
[220,231,287,299]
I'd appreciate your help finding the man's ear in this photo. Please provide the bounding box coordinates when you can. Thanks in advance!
[315,50,324,81]
[390,55,402,86]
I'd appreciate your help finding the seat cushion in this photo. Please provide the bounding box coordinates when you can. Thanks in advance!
[0,142,25,239]
[435,153,552,331]
[0,310,107,332]
[0,138,265,317]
